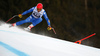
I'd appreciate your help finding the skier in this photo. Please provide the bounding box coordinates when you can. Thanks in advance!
[10,3,52,31]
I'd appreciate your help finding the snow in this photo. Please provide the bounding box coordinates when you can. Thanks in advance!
[0,22,100,56]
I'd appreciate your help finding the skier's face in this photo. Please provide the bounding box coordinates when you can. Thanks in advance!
[37,8,42,12]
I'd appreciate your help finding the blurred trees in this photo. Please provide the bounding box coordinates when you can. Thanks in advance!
[0,0,100,48]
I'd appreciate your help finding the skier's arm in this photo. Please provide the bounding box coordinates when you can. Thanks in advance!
[22,7,35,15]
[43,11,51,26]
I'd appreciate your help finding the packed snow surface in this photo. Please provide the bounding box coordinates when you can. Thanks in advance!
[0,23,100,56]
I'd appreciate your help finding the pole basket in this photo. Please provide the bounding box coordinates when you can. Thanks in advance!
[75,40,82,44]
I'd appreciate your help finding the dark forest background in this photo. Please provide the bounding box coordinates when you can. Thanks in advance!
[0,0,100,48]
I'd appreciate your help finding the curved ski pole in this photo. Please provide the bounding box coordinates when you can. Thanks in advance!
[52,28,56,34]
[6,15,18,23]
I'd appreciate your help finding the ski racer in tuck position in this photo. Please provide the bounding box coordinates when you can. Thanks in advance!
[10,3,52,31]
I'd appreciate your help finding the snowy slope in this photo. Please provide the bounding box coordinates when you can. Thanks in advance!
[0,23,100,56]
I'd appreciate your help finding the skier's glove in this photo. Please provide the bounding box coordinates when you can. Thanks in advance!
[18,14,22,18]
[47,26,52,31]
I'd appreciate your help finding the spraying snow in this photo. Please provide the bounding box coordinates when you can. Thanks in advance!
[0,21,100,56]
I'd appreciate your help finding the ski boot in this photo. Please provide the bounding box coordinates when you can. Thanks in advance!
[9,23,16,28]
[24,28,31,31]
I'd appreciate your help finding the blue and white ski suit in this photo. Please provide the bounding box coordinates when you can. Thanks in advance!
[16,6,50,26]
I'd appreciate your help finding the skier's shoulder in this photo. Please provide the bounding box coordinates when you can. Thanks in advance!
[43,10,48,15]
[42,8,45,11]
[42,9,47,14]
[42,9,45,12]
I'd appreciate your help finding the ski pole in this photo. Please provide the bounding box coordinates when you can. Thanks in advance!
[6,15,18,23]
[52,28,56,34]
[75,33,96,44]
